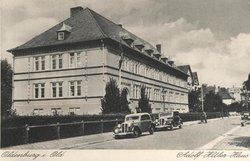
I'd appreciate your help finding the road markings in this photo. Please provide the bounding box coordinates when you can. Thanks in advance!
[198,126,241,150]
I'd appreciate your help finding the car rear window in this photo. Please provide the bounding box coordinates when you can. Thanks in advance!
[141,115,150,121]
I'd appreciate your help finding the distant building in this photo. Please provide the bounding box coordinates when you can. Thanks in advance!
[8,7,190,115]
[218,87,233,105]
[202,85,233,105]
[228,86,241,102]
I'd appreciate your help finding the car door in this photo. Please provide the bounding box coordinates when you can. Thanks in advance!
[140,114,151,132]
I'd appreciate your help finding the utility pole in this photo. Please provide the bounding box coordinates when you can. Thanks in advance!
[201,85,204,112]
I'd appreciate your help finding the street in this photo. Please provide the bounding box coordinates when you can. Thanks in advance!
[4,117,249,150]
[71,117,249,149]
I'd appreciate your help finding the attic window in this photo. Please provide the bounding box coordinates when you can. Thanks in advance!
[57,23,72,41]
[58,32,65,40]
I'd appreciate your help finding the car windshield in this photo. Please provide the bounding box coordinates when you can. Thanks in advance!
[126,116,139,121]
[159,112,172,117]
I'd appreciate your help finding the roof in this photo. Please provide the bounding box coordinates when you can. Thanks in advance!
[57,23,72,32]
[125,113,150,117]
[178,65,192,75]
[8,7,187,76]
[218,88,233,100]
[192,72,199,85]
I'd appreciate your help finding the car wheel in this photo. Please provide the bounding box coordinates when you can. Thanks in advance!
[241,122,244,127]
[149,126,154,135]
[133,127,140,138]
[179,124,182,129]
[169,124,173,130]
[114,135,120,139]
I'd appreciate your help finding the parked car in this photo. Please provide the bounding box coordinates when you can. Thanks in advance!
[154,111,183,130]
[241,111,250,126]
[113,113,155,139]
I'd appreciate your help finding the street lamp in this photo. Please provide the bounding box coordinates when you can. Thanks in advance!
[201,85,204,112]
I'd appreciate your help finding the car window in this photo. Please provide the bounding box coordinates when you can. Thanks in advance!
[141,115,150,121]
[160,112,172,117]
[126,116,139,121]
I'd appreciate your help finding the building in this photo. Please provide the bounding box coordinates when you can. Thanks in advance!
[8,7,189,115]
[218,87,233,105]
[178,65,199,90]
[228,86,241,102]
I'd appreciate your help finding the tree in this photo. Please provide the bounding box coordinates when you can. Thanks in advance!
[188,88,201,112]
[243,73,250,110]
[1,59,13,117]
[101,78,121,114]
[120,88,131,113]
[204,91,223,112]
[138,85,151,113]
[243,73,250,90]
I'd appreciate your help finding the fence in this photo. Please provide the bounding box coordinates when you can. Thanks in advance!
[1,112,222,148]
[1,119,123,148]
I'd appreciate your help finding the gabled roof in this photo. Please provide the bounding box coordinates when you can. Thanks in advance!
[178,65,192,75]
[192,72,199,85]
[218,88,233,100]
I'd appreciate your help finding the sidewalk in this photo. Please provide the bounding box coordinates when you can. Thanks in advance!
[2,117,224,150]
[212,123,250,150]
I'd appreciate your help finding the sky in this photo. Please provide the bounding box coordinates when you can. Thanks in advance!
[1,0,250,88]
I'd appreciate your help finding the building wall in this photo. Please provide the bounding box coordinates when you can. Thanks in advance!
[13,44,189,115]
[13,47,107,115]
[105,48,189,113]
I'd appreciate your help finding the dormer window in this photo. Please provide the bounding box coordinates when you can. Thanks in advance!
[58,32,65,40]
[134,40,145,52]
[57,23,72,41]
[121,35,134,47]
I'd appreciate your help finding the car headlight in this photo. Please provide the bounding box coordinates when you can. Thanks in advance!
[114,128,119,134]
[117,124,121,128]
[155,119,159,123]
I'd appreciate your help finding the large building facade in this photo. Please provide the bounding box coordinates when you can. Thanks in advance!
[9,7,189,115]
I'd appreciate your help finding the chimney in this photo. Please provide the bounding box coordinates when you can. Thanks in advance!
[70,6,83,17]
[117,24,123,28]
[156,44,161,53]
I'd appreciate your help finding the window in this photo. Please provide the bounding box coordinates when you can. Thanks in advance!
[51,54,63,69]
[33,108,43,115]
[133,84,141,99]
[69,52,81,68]
[145,87,151,99]
[154,89,160,101]
[69,81,82,96]
[58,32,64,40]
[169,91,174,102]
[34,83,45,98]
[69,107,80,115]
[141,115,150,121]
[34,56,45,71]
[51,82,63,98]
[51,108,62,115]
[162,91,167,102]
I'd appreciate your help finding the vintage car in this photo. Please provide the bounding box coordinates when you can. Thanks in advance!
[154,111,183,130]
[241,111,250,126]
[113,113,155,139]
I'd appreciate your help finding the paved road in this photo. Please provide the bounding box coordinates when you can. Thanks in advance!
[72,117,242,149]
